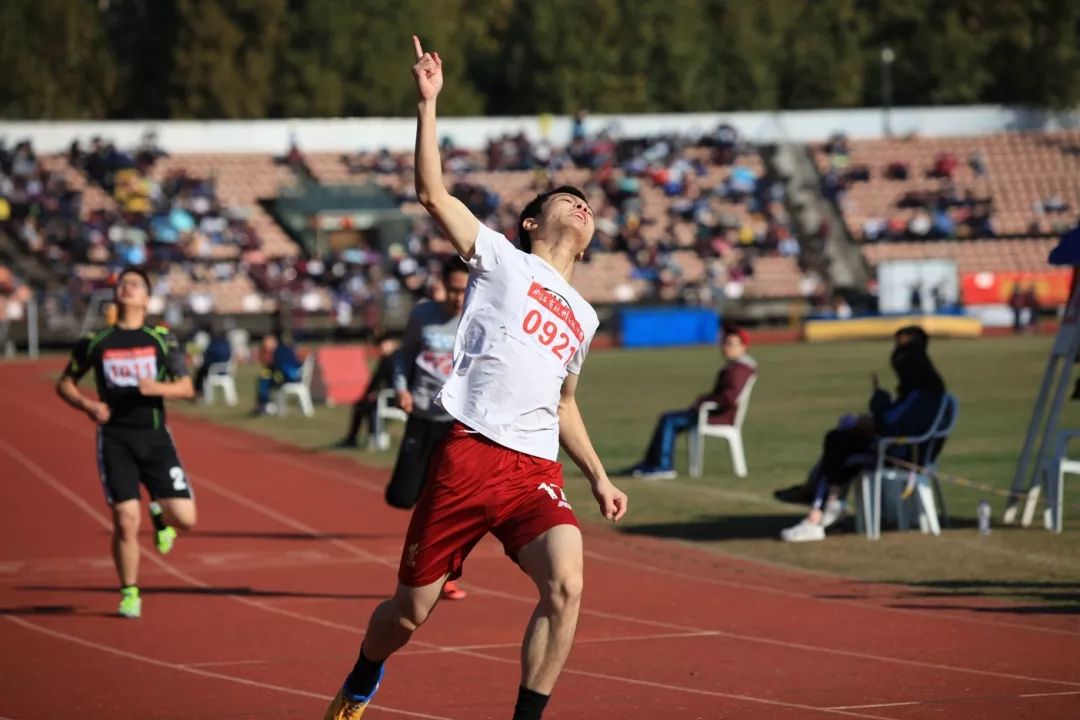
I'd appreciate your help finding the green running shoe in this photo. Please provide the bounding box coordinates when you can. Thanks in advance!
[118,587,141,619]
[155,526,177,555]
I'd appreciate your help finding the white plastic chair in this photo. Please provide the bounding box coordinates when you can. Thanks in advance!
[373,388,408,450]
[688,375,756,478]
[226,328,251,362]
[203,360,238,406]
[1044,429,1080,533]
[275,354,315,418]
[854,393,958,540]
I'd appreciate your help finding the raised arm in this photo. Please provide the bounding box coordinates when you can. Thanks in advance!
[412,35,479,259]
[393,305,423,414]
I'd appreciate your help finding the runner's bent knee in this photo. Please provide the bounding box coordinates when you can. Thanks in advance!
[543,571,583,613]
[164,500,196,531]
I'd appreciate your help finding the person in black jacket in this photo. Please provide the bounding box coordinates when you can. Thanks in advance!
[334,332,402,449]
[778,327,947,542]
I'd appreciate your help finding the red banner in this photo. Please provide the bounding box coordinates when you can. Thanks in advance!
[961,270,1073,306]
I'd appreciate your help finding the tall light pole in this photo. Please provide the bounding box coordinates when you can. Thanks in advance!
[881,46,895,138]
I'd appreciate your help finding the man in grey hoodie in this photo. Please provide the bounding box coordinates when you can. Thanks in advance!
[385,257,470,599]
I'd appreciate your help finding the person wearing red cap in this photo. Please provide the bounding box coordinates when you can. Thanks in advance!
[625,324,757,480]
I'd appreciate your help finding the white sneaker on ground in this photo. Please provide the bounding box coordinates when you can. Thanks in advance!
[780,519,826,542]
[821,498,845,528]
[635,469,677,480]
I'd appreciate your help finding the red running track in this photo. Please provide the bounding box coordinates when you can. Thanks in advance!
[1,360,1078,719]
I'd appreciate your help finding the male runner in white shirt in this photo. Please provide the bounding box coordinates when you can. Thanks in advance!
[324,36,628,720]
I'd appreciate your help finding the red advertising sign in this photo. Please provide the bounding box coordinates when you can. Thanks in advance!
[961,270,1073,306]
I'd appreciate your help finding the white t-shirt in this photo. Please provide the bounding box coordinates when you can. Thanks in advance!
[436,223,599,460]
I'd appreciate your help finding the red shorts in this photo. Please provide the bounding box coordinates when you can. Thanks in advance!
[398,422,579,587]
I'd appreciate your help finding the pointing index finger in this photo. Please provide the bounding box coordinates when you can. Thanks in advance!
[412,35,424,60]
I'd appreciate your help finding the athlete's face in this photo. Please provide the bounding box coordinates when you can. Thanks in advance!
[540,193,594,252]
[115,272,150,311]
[443,270,469,316]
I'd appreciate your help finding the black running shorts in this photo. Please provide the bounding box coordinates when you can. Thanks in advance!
[96,426,193,505]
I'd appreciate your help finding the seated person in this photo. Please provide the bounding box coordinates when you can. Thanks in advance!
[334,331,402,448]
[777,326,947,542]
[626,325,757,480]
[193,321,232,396]
[254,333,305,415]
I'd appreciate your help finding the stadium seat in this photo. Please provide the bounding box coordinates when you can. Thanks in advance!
[227,328,252,362]
[275,354,315,418]
[688,375,756,478]
[203,360,238,407]
[373,388,407,451]
[1043,429,1080,533]
[854,394,958,540]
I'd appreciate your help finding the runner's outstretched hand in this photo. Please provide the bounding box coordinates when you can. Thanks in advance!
[412,35,443,102]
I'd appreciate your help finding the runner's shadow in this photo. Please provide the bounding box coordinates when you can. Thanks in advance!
[618,514,805,542]
[887,602,1080,616]
[882,579,1080,608]
[18,585,382,600]
[0,604,79,616]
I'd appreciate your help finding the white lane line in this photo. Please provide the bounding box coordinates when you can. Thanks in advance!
[828,702,922,710]
[397,630,721,656]
[1018,690,1080,698]
[184,659,272,668]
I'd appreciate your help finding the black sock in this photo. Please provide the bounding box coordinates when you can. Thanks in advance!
[512,686,549,720]
[148,501,168,532]
[342,647,384,700]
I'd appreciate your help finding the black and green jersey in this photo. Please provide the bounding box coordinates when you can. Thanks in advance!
[64,325,189,430]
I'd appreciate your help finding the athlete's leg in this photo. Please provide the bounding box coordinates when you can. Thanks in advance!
[111,500,142,587]
[360,577,445,661]
[140,431,197,533]
[516,524,584,694]
[157,497,197,531]
[329,576,445,713]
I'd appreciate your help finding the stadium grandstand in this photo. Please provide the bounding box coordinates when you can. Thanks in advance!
[3,111,1077,348]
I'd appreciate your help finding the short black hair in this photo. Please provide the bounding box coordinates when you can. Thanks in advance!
[441,255,469,283]
[895,325,929,348]
[516,185,588,253]
[116,266,152,294]
[374,328,402,344]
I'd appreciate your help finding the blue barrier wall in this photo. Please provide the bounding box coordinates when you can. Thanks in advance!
[618,307,720,348]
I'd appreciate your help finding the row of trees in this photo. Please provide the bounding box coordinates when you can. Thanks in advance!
[1,0,1077,120]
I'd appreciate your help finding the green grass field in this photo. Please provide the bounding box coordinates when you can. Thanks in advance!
[184,335,1080,605]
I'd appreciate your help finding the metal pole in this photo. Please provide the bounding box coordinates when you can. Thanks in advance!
[881,47,895,138]
[27,298,39,360]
